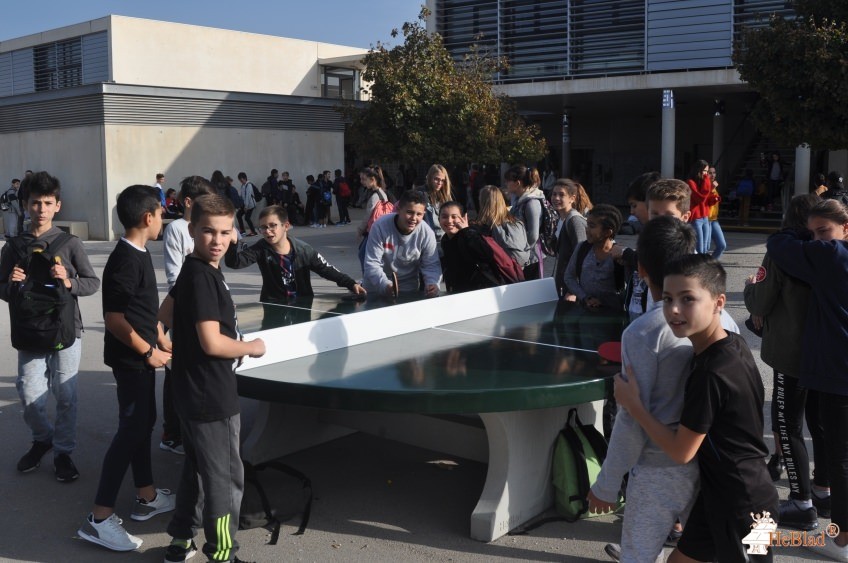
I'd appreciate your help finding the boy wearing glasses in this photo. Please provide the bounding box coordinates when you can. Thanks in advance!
[225,205,366,302]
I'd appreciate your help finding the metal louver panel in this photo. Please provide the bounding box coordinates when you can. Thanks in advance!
[647,0,733,71]
[0,84,348,133]
[82,32,109,84]
[0,53,11,97]
[102,95,345,131]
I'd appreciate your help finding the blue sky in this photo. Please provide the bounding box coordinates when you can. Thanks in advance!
[0,0,424,48]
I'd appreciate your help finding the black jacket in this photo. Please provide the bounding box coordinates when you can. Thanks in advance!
[225,236,356,302]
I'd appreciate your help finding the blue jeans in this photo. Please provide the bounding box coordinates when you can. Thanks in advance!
[692,217,711,254]
[16,338,81,455]
[709,220,726,260]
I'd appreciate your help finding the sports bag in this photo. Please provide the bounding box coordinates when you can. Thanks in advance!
[8,232,77,352]
[365,192,395,233]
[239,459,313,545]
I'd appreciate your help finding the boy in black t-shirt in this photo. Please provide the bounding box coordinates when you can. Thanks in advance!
[159,194,265,563]
[615,254,779,563]
[79,185,174,552]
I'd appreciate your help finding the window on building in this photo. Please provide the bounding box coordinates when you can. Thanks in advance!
[34,38,82,92]
[321,66,359,100]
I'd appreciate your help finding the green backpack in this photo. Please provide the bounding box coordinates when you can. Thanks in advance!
[510,408,611,535]
[552,408,608,521]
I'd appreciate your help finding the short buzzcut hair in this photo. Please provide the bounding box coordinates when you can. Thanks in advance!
[116,185,160,229]
[647,179,691,214]
[156,173,165,181]
[637,216,696,285]
[664,254,726,297]
[190,193,235,224]
[397,189,428,208]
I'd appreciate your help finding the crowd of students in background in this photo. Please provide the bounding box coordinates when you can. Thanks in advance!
[5,160,848,562]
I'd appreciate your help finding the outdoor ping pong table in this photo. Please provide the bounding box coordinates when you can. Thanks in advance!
[235,278,626,541]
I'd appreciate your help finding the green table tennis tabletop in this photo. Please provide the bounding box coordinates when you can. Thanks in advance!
[236,296,626,413]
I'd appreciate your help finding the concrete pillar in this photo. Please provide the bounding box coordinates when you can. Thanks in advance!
[661,90,675,178]
[795,144,811,198]
[561,112,571,178]
[712,99,725,187]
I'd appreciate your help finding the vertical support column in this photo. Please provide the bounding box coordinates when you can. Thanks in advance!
[712,99,725,185]
[561,111,571,178]
[795,144,811,201]
[661,89,675,178]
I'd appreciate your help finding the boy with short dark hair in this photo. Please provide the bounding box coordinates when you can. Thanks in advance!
[647,179,692,220]
[159,176,216,455]
[363,189,442,297]
[79,184,174,552]
[588,217,700,562]
[617,172,660,322]
[615,254,779,563]
[0,171,100,482]
[160,194,266,563]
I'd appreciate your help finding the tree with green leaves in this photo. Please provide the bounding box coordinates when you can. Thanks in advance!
[734,1,848,149]
[340,9,547,169]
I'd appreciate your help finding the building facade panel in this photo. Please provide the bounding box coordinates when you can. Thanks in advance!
[646,0,732,71]
[81,31,109,84]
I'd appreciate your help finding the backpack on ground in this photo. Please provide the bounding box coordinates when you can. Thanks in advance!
[509,408,610,534]
[573,240,626,294]
[239,459,313,545]
[365,192,395,233]
[7,232,77,352]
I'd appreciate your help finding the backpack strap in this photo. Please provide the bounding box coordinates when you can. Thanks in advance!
[243,461,281,544]
[574,240,592,281]
[255,460,313,537]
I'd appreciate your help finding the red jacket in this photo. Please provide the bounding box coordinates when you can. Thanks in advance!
[687,177,712,220]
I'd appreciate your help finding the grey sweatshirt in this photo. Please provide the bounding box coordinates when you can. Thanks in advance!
[491,221,531,267]
[510,187,546,264]
[363,213,442,294]
[591,299,739,502]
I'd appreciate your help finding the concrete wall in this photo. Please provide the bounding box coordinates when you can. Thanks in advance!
[108,16,366,97]
[0,125,106,236]
[103,124,344,239]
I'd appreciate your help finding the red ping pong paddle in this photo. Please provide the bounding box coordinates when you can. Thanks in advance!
[597,341,622,364]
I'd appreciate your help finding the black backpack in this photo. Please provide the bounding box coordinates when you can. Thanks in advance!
[250,182,263,203]
[514,197,559,257]
[7,233,77,352]
[239,460,312,545]
[0,189,13,211]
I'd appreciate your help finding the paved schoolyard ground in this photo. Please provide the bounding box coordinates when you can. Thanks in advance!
[0,208,824,561]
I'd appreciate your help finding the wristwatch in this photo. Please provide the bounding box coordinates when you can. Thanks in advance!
[143,346,154,359]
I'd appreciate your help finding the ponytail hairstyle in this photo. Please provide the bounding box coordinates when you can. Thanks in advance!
[504,164,533,188]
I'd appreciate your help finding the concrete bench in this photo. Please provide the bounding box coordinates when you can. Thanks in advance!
[53,221,89,240]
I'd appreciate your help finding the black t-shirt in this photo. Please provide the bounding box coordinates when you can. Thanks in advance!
[102,240,159,370]
[170,256,240,421]
[681,332,777,509]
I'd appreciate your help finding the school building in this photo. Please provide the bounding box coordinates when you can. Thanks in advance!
[0,15,367,240]
[427,0,846,207]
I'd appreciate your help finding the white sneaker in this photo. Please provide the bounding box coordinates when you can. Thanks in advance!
[78,513,143,551]
[131,488,176,521]
[807,534,848,562]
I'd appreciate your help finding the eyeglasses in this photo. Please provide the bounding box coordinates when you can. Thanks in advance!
[258,223,281,232]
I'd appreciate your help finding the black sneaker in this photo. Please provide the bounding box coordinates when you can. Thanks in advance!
[812,493,832,519]
[665,526,683,547]
[54,453,80,482]
[164,539,197,562]
[767,454,786,481]
[159,438,185,455]
[778,499,818,531]
[17,440,52,473]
